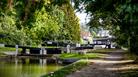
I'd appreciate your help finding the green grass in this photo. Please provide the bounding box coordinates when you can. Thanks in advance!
[0,47,17,51]
[0,47,22,56]
[42,60,89,77]
[94,49,116,52]
[59,49,116,59]
[88,49,117,53]
[49,49,115,77]
[59,53,105,59]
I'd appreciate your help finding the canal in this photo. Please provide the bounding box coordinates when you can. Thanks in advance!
[0,57,63,77]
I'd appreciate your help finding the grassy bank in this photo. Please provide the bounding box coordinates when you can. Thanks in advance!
[0,47,22,56]
[59,49,117,59]
[0,47,19,51]
[88,49,117,53]
[59,53,105,59]
[42,60,89,77]
[42,49,112,77]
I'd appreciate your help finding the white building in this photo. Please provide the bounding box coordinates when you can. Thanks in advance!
[97,30,112,37]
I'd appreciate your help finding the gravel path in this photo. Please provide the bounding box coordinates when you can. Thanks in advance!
[66,49,126,77]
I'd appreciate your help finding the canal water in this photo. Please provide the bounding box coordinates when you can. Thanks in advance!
[0,57,63,77]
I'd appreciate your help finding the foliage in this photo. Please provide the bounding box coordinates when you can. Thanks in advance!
[52,0,81,42]
[0,12,31,45]
[73,0,138,54]
[0,0,80,46]
[42,60,88,77]
[118,0,138,54]
[30,7,60,44]
[62,4,80,42]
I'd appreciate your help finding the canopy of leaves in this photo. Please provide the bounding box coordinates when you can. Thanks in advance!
[0,0,81,46]
[73,0,138,53]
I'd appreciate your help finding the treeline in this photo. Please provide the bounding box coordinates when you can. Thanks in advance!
[0,0,80,46]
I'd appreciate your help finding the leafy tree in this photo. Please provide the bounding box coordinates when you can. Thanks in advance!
[73,0,138,54]
[0,13,31,45]
[0,0,63,46]
[51,0,81,42]
[30,7,61,44]
[0,0,81,46]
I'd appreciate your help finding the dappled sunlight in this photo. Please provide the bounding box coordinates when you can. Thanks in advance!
[105,64,138,71]
[105,56,123,60]
[88,59,134,64]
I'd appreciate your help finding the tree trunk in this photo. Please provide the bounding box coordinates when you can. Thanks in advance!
[7,0,13,9]
[23,0,31,21]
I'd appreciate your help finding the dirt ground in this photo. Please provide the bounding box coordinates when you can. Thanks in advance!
[66,49,138,77]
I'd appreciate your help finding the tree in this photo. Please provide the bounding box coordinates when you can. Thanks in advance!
[0,0,64,46]
[51,0,81,42]
[118,0,138,54]
[73,0,138,54]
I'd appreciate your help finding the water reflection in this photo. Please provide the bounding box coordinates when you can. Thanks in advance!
[0,57,63,77]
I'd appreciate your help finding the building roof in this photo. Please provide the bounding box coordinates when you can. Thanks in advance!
[80,31,91,38]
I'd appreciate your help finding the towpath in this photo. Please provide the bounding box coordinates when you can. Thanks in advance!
[66,49,135,77]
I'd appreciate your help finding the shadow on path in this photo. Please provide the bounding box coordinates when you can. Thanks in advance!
[66,49,138,77]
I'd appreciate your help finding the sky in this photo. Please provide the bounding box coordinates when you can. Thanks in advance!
[76,12,90,24]
[75,12,91,31]
[71,1,90,25]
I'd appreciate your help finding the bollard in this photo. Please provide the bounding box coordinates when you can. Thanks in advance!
[40,48,47,55]
[15,45,18,57]
[66,44,70,53]
[40,48,43,55]
[43,48,47,55]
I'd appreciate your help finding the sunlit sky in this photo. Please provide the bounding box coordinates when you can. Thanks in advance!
[72,2,90,25]
[76,12,103,25]
[76,12,90,24]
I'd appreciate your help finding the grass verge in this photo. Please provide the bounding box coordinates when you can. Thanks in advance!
[0,47,22,56]
[59,53,105,59]
[0,47,18,51]
[41,60,89,77]
[88,48,117,53]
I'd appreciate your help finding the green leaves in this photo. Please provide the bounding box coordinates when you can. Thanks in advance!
[0,0,81,46]
[0,13,32,45]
